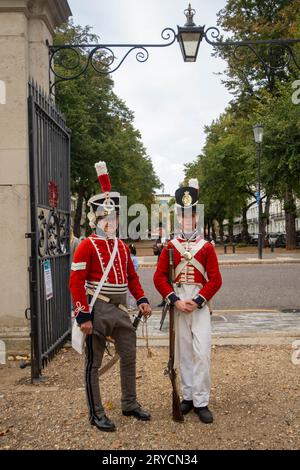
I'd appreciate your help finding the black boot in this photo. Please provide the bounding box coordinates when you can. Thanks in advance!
[180,400,194,415]
[90,414,116,432]
[194,406,213,424]
[122,406,151,421]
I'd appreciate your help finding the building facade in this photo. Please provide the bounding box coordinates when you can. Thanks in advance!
[224,197,300,238]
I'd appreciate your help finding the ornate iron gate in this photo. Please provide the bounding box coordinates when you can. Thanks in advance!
[27,80,71,381]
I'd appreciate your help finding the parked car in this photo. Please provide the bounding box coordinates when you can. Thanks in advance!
[233,234,243,243]
[267,232,282,247]
[214,236,223,245]
[249,234,258,246]
[266,232,286,247]
[275,233,286,247]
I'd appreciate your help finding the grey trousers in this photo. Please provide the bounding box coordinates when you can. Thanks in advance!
[84,297,138,419]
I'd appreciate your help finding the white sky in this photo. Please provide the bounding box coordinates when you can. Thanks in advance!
[67,0,231,194]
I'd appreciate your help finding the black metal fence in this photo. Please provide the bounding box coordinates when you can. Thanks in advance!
[27,80,71,381]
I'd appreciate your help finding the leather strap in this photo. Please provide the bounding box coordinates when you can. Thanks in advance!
[86,288,128,313]
[171,238,207,279]
[89,237,118,310]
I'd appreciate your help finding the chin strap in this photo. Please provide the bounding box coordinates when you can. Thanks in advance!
[180,229,199,241]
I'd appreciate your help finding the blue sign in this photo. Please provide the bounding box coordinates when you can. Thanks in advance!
[255,191,261,204]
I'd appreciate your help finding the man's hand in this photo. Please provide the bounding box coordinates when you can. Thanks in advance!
[80,320,93,335]
[174,300,193,313]
[185,300,199,312]
[139,303,152,318]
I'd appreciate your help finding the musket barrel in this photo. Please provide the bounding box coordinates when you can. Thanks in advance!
[167,247,184,422]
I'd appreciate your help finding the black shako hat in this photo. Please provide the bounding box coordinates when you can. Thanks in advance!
[175,179,199,209]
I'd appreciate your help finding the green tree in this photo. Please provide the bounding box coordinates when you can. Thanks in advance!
[215,0,300,97]
[53,21,161,236]
[203,0,300,247]
[254,82,300,248]
[185,108,259,242]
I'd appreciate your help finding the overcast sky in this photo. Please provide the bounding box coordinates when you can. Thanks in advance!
[68,0,231,194]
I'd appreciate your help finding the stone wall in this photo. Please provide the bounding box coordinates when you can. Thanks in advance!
[0,0,71,355]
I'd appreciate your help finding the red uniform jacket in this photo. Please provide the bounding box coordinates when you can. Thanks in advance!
[153,236,222,305]
[69,234,147,324]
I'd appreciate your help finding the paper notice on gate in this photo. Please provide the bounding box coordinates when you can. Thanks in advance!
[72,320,86,354]
[43,260,53,300]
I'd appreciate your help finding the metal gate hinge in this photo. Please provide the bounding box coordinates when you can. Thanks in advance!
[25,307,31,320]
[25,232,35,239]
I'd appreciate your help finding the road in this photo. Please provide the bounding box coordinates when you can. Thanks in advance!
[138,264,300,311]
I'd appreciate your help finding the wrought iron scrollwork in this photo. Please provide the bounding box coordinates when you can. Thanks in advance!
[59,213,69,255]
[47,4,300,94]
[38,210,47,258]
[48,28,177,94]
[37,208,69,257]
[47,212,60,256]
[203,26,300,82]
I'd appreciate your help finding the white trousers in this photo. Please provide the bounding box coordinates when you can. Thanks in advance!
[174,284,211,408]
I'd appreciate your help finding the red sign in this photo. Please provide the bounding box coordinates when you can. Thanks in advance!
[48,181,59,208]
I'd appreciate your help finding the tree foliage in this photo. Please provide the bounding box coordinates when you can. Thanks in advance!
[53,21,161,235]
[184,0,300,247]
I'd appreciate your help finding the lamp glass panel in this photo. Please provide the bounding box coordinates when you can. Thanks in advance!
[253,125,264,144]
[181,32,201,59]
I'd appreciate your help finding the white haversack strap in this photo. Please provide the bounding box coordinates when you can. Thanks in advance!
[171,237,207,256]
[89,237,118,310]
[171,238,207,279]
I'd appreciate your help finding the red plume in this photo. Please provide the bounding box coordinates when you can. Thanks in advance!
[95,161,111,193]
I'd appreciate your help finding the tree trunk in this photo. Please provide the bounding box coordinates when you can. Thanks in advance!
[262,195,271,248]
[218,219,224,243]
[284,189,296,250]
[211,220,217,242]
[241,205,250,244]
[228,216,234,242]
[206,220,211,239]
[73,186,85,238]
[84,193,93,237]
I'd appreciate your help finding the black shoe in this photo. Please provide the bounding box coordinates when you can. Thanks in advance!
[157,301,166,307]
[90,414,116,432]
[194,406,213,424]
[180,400,194,415]
[122,407,151,421]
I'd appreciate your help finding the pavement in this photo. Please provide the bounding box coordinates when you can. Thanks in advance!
[139,264,300,312]
[134,260,300,347]
[138,251,300,266]
[135,309,300,347]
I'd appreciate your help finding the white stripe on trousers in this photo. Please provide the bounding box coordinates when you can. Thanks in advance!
[174,283,211,408]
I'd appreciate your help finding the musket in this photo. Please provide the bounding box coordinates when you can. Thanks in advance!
[159,302,168,331]
[164,247,184,423]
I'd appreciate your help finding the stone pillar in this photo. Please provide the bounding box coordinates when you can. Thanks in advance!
[0,0,71,354]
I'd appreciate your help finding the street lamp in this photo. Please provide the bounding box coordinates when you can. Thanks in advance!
[48,4,300,95]
[177,4,205,62]
[253,123,264,259]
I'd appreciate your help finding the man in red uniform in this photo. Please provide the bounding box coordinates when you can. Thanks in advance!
[69,162,151,432]
[153,179,222,423]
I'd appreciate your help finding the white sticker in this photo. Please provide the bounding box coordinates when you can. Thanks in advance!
[0,340,6,364]
[0,80,6,104]
[44,259,53,300]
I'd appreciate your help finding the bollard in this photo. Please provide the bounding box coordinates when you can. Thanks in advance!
[224,243,227,254]
[271,242,275,253]
[232,243,236,254]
